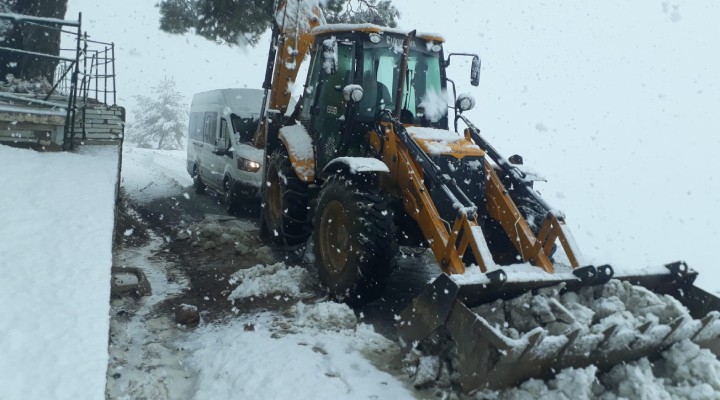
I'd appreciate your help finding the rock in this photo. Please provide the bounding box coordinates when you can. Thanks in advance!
[175,304,200,327]
[218,233,234,245]
[200,222,223,239]
[202,240,216,250]
[176,229,191,241]
[235,243,250,255]
[110,266,152,298]
[255,246,275,264]
[413,356,440,388]
[226,227,247,239]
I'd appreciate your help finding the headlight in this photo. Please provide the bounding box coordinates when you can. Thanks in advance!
[237,157,261,172]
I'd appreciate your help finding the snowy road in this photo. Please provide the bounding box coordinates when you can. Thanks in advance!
[110,148,431,399]
[109,148,720,400]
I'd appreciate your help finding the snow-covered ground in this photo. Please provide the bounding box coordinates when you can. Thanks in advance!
[3,143,720,400]
[107,147,425,400]
[114,147,720,400]
[0,145,119,400]
[121,147,192,204]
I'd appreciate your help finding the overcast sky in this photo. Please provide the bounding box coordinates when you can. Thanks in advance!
[65,0,720,289]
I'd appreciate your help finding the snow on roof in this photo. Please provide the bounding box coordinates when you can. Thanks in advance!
[331,156,390,174]
[406,126,480,155]
[312,23,445,43]
[406,126,462,141]
[0,12,79,27]
[192,88,265,119]
[0,103,66,117]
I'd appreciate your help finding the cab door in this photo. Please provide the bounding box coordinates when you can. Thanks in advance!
[309,40,355,171]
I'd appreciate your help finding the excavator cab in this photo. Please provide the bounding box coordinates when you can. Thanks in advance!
[293,29,449,172]
[257,4,720,392]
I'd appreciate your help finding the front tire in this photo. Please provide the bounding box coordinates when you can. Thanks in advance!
[192,165,205,194]
[264,149,309,246]
[224,177,241,214]
[312,175,397,304]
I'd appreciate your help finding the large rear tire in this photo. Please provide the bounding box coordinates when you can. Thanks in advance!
[312,175,397,304]
[265,149,309,246]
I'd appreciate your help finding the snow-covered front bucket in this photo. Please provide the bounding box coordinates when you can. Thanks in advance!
[397,262,720,393]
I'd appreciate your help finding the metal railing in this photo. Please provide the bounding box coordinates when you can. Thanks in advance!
[0,12,118,150]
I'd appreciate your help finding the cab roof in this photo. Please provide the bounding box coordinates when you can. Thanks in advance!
[311,23,445,43]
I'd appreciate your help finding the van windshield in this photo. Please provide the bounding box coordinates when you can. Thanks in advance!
[231,113,258,144]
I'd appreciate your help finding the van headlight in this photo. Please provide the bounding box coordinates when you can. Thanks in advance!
[237,157,261,172]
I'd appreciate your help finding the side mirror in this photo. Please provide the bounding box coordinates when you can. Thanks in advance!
[322,38,337,75]
[470,55,481,86]
[456,93,476,112]
[342,84,364,103]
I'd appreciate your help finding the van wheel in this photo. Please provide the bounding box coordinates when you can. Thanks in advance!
[192,166,205,194]
[224,177,241,214]
[265,149,309,246]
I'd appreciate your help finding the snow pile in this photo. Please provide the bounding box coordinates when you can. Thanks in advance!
[471,280,695,350]
[228,262,314,301]
[0,145,118,400]
[0,74,53,94]
[407,278,720,398]
[479,340,720,399]
[293,301,357,330]
[182,304,415,400]
[178,214,274,262]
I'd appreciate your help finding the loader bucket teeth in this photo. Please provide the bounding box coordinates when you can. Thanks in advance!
[398,264,720,393]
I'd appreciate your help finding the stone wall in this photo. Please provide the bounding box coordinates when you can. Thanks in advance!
[0,95,125,150]
[71,105,125,146]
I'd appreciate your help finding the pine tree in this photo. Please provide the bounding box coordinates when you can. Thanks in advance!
[157,0,399,47]
[126,78,188,150]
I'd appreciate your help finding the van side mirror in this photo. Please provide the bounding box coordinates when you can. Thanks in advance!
[213,148,230,157]
[471,55,481,86]
[322,38,337,75]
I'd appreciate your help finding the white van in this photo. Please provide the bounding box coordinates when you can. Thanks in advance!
[186,88,265,211]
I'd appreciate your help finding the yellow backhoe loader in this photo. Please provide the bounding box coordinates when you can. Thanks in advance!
[254,0,720,392]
